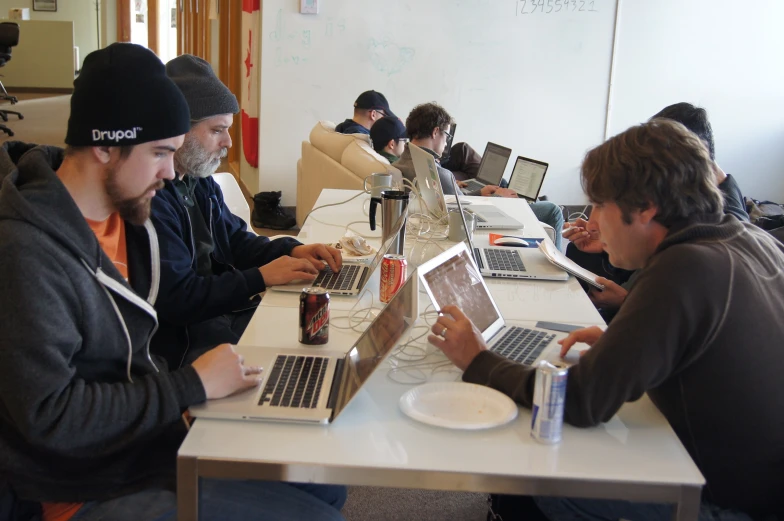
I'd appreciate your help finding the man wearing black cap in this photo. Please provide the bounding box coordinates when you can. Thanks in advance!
[0,44,346,521]
[370,115,408,163]
[151,54,343,370]
[335,90,395,134]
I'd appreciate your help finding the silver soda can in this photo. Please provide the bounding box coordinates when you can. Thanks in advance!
[531,360,568,444]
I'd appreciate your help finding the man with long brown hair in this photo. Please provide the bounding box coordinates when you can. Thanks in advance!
[428,119,784,520]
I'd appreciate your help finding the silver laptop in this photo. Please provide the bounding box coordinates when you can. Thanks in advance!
[190,273,420,424]
[409,143,523,229]
[270,211,406,296]
[410,143,448,220]
[461,142,512,193]
[418,242,573,367]
[507,156,549,202]
[450,174,567,282]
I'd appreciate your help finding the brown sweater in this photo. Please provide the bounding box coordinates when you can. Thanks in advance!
[463,214,784,517]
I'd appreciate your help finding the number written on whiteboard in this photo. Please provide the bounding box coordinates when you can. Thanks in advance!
[516,0,598,15]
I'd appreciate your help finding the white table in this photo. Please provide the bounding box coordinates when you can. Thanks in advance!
[177,190,704,520]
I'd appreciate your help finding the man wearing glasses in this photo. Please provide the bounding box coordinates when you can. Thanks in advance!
[370,115,409,163]
[395,103,565,247]
[335,90,395,134]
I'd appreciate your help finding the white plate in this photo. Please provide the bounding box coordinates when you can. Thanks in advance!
[399,382,518,430]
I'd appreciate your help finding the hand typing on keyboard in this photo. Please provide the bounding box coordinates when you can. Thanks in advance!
[192,343,263,399]
[480,185,517,198]
[427,305,488,371]
[291,243,343,273]
[558,326,603,359]
[259,256,319,286]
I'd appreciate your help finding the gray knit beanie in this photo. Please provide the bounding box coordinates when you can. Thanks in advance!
[165,54,239,120]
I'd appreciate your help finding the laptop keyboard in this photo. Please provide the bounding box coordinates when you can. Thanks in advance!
[492,327,555,365]
[484,248,526,272]
[463,180,484,192]
[314,264,361,291]
[259,355,329,408]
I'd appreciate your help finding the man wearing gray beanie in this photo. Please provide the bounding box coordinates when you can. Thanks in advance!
[0,43,346,521]
[150,55,343,373]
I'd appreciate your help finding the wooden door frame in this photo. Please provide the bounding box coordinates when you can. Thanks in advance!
[218,0,242,170]
[116,0,159,56]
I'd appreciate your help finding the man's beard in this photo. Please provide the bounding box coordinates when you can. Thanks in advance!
[174,133,228,178]
[105,167,164,226]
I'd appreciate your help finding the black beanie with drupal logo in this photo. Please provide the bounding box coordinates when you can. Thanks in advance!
[65,43,191,147]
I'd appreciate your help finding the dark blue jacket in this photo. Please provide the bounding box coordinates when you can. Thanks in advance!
[335,119,369,134]
[150,175,301,366]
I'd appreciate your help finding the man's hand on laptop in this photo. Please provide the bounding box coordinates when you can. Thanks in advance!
[428,305,487,371]
[588,277,627,309]
[563,218,604,254]
[259,256,319,286]
[291,243,343,273]
[192,344,263,399]
[558,326,603,359]
[480,185,517,198]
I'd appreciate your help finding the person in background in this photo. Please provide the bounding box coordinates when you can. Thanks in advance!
[0,43,346,521]
[150,54,342,369]
[428,119,784,521]
[564,102,749,319]
[370,115,408,163]
[395,102,564,248]
[335,90,395,134]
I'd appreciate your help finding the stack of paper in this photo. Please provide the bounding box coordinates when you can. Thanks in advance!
[538,241,606,290]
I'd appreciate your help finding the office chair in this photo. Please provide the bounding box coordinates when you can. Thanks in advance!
[0,22,23,137]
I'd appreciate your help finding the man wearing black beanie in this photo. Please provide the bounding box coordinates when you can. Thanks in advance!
[150,54,343,370]
[0,44,346,521]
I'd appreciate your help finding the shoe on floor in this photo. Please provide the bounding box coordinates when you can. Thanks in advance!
[251,191,296,230]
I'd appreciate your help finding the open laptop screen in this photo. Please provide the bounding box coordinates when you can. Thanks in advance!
[476,142,512,186]
[421,248,500,332]
[508,156,548,201]
[332,274,418,417]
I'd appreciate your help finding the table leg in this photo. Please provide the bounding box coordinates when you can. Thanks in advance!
[177,455,199,521]
[673,485,702,521]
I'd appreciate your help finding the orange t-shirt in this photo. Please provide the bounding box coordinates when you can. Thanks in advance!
[86,212,129,279]
[41,213,129,521]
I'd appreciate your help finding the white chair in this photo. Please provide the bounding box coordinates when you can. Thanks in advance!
[212,172,257,236]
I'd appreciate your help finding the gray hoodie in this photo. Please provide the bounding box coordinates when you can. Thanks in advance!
[0,142,206,502]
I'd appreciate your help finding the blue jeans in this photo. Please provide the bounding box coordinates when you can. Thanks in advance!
[534,496,754,521]
[71,480,347,521]
[529,201,564,250]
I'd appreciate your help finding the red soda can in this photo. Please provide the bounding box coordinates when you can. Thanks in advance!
[299,288,329,345]
[380,254,407,303]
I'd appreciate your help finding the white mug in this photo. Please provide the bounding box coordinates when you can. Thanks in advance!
[448,209,476,242]
[364,172,394,199]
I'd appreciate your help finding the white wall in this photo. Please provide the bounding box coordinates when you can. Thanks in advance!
[257,0,784,206]
[608,0,784,202]
[0,0,101,70]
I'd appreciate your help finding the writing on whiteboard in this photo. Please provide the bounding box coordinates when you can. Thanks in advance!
[368,39,416,76]
[517,0,599,15]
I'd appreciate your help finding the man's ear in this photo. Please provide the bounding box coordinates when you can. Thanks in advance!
[639,204,659,225]
[386,139,396,151]
[431,127,439,140]
[91,146,113,165]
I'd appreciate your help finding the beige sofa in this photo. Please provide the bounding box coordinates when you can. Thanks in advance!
[296,121,402,227]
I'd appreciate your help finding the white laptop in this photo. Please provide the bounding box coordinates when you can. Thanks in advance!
[190,273,420,424]
[461,142,512,193]
[409,143,523,230]
[450,175,568,282]
[269,211,406,296]
[507,155,549,202]
[418,242,576,367]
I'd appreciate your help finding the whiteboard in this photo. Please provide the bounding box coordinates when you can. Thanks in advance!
[608,0,784,203]
[259,0,618,206]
